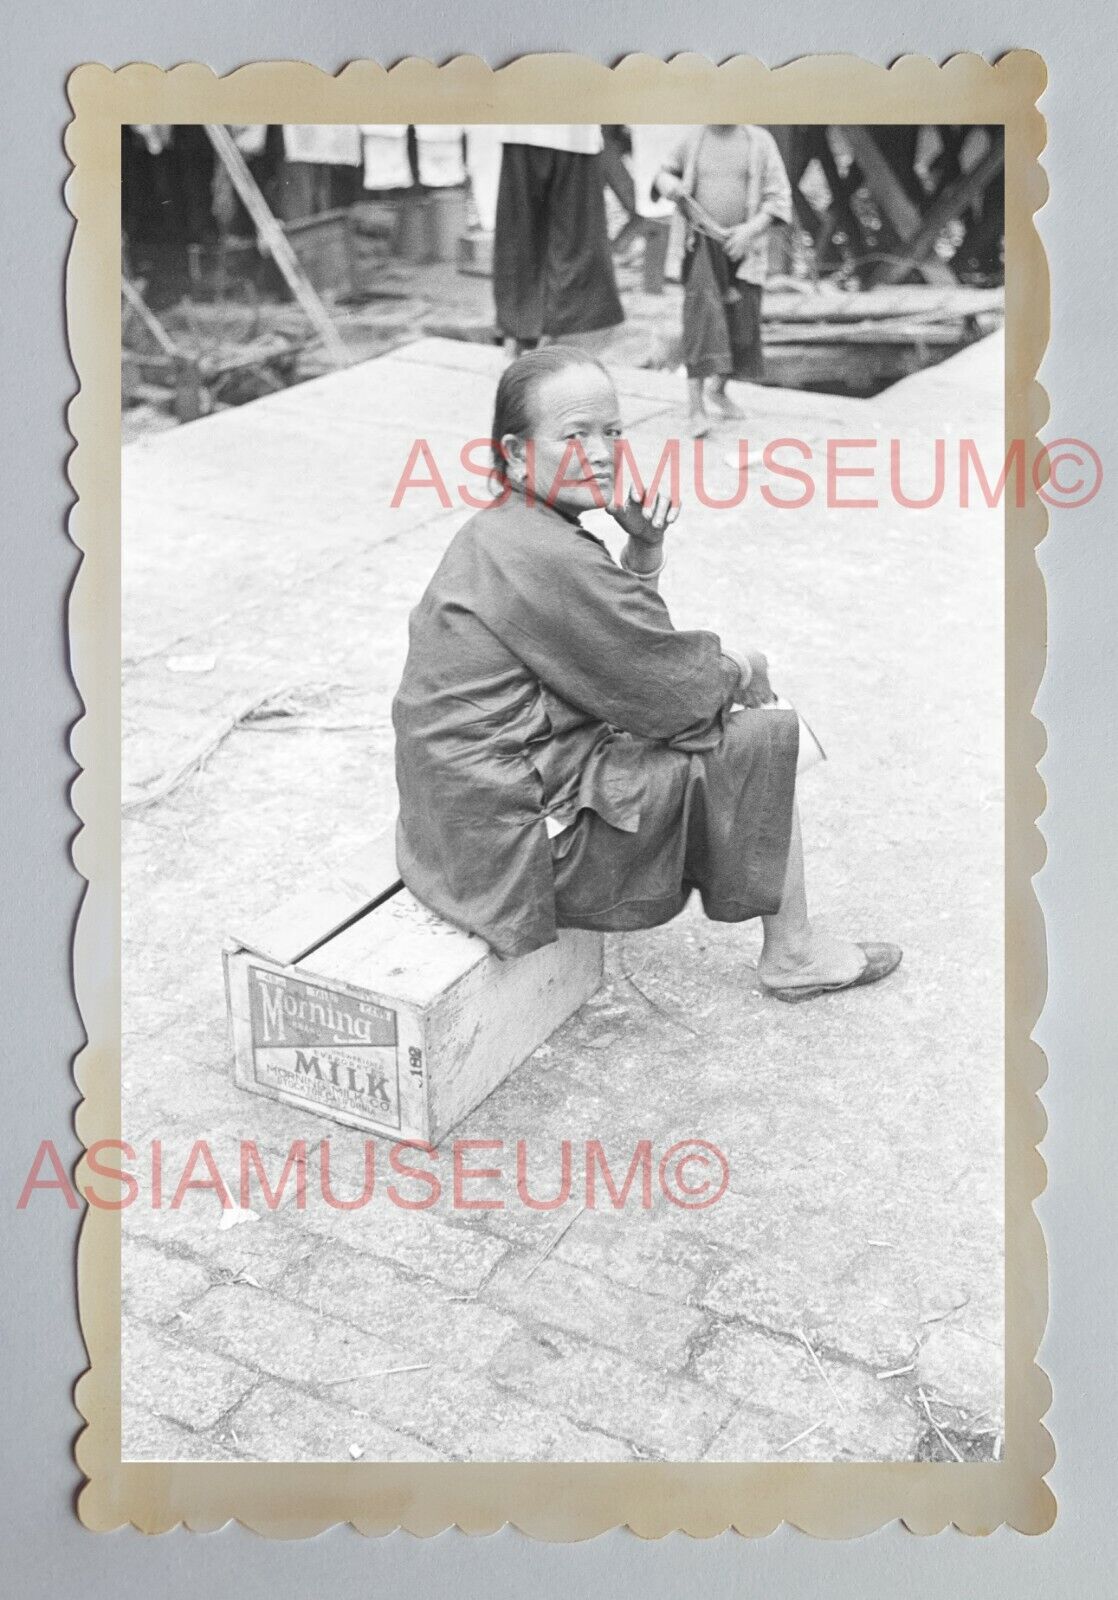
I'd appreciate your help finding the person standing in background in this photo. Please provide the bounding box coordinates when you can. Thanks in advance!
[493,126,624,358]
[656,125,793,437]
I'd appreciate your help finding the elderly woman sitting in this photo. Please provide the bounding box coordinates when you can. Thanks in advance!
[392,347,900,1002]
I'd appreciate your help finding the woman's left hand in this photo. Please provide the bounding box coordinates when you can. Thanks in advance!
[726,647,778,707]
[608,485,681,547]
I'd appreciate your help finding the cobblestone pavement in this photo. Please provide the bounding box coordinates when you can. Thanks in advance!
[119,334,1004,1463]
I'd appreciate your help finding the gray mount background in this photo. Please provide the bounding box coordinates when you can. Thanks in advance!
[1,1,1113,1593]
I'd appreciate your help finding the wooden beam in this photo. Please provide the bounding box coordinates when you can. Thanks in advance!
[927,126,966,200]
[771,125,811,186]
[791,185,825,244]
[763,320,975,347]
[872,143,1004,286]
[808,128,874,270]
[842,127,957,286]
[204,124,350,370]
[762,283,1003,324]
[819,136,916,281]
[867,126,925,209]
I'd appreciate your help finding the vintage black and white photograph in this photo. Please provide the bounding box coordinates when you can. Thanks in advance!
[117,117,1006,1466]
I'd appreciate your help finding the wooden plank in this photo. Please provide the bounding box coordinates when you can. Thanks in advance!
[425,929,604,1141]
[230,826,401,965]
[763,320,975,347]
[762,285,1003,325]
[313,886,489,1009]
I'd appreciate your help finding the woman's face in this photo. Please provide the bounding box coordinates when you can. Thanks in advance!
[504,364,623,516]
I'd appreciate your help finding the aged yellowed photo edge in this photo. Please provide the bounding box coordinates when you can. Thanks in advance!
[66,50,1054,1537]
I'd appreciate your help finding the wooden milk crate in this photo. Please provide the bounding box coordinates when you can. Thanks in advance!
[224,833,603,1145]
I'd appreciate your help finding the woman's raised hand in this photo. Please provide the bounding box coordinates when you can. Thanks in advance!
[609,485,681,547]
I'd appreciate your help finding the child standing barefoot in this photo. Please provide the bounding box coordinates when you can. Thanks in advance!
[655,126,793,436]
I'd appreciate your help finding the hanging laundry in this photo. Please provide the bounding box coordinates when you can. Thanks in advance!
[629,124,692,218]
[360,125,412,190]
[463,126,502,231]
[415,126,467,188]
[282,125,362,166]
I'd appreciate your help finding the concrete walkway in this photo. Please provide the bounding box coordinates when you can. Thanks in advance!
[120,334,1004,1463]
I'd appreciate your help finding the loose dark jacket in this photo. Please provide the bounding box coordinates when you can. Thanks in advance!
[392,493,742,956]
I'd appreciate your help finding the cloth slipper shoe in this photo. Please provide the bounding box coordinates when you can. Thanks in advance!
[762,942,903,1004]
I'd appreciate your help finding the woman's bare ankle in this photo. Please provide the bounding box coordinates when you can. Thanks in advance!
[759,934,814,974]
[759,929,865,984]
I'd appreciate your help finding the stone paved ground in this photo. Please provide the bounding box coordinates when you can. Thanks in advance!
[119,332,1004,1464]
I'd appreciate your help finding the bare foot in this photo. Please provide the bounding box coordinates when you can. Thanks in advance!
[688,410,711,438]
[707,387,745,420]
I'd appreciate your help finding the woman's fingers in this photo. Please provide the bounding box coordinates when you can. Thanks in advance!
[613,486,680,539]
[642,489,679,534]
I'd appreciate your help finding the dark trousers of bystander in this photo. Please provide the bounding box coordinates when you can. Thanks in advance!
[493,143,625,346]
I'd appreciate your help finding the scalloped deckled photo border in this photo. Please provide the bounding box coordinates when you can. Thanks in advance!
[66,51,1052,1537]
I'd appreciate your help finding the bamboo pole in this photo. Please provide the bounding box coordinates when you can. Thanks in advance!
[121,275,181,356]
[203,124,350,370]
